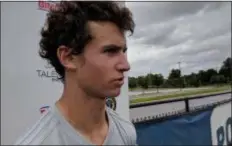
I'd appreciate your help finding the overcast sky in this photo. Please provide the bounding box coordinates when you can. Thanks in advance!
[125,2,231,78]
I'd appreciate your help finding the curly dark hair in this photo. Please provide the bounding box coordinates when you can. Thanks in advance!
[39,1,135,82]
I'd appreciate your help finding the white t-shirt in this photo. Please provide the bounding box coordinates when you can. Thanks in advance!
[15,105,137,145]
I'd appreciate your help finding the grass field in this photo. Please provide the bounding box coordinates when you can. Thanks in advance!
[130,85,231,104]
[129,84,230,92]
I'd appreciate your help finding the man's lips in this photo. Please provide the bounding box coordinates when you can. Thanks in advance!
[113,77,124,86]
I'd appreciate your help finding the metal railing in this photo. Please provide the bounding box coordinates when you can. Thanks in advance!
[130,91,231,124]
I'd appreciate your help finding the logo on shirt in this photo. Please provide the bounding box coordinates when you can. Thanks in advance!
[106,97,117,111]
[40,106,50,114]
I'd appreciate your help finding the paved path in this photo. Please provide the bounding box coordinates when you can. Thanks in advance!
[129,87,211,99]
[130,93,231,121]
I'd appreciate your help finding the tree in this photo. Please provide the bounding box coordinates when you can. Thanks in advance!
[146,73,153,88]
[168,69,183,89]
[151,74,164,92]
[205,68,218,83]
[193,68,218,86]
[219,57,231,82]
[186,73,200,87]
[137,76,149,92]
[197,70,208,85]
[210,75,226,85]
[168,69,181,79]
[128,77,137,89]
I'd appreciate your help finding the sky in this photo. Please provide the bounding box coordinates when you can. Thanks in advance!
[125,2,231,78]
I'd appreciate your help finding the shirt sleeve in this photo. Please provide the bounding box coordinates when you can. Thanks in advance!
[129,124,138,145]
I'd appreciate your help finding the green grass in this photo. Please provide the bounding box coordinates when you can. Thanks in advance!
[130,85,231,104]
[129,84,230,91]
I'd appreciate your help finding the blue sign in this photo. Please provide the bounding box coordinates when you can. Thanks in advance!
[134,101,231,145]
[135,111,212,145]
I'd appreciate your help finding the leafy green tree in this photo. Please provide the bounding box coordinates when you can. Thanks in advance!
[146,73,153,88]
[186,73,200,87]
[219,57,231,82]
[137,76,149,90]
[151,74,164,92]
[128,77,137,89]
[197,70,208,85]
[210,75,226,85]
[168,69,181,79]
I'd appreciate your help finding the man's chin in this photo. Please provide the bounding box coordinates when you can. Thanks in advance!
[108,89,121,98]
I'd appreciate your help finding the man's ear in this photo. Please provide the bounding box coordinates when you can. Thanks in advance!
[57,46,77,70]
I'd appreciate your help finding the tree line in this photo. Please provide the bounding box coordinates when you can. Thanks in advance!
[129,57,231,91]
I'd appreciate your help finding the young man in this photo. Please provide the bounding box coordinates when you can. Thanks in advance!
[15,1,137,145]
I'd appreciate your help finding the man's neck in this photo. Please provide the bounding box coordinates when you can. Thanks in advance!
[56,83,108,135]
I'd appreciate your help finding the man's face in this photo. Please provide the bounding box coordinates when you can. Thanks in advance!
[74,21,130,99]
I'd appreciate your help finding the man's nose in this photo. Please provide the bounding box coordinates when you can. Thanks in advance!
[116,54,130,72]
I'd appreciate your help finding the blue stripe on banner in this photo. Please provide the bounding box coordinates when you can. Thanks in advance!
[135,110,213,145]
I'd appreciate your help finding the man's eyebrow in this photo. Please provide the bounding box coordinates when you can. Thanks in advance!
[103,44,127,50]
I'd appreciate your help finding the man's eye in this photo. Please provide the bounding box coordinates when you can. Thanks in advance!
[105,48,118,53]
[123,48,127,53]
[103,45,127,54]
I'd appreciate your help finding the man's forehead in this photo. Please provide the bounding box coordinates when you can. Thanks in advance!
[88,21,124,37]
[87,21,126,47]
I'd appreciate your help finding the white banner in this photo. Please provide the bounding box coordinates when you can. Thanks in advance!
[1,1,129,145]
[210,101,232,146]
